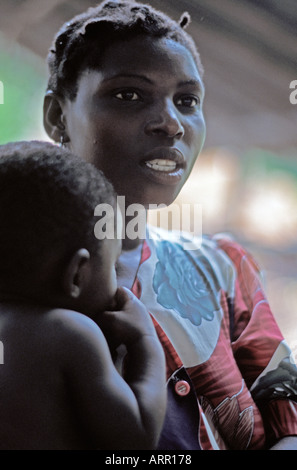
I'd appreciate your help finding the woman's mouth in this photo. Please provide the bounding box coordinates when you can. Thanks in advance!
[145,159,177,172]
[141,148,186,185]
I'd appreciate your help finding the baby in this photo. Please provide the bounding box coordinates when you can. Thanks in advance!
[0,140,166,450]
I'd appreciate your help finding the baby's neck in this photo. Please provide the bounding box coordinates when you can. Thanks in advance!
[0,288,52,310]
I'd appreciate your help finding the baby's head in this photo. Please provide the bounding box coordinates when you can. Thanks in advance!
[0,140,120,315]
[46,0,203,100]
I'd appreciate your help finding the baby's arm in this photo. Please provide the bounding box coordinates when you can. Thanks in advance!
[97,287,167,447]
[62,288,166,450]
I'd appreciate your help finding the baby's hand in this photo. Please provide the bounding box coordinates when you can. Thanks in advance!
[96,287,156,350]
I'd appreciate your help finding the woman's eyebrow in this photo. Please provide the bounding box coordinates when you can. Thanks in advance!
[102,73,153,84]
[177,79,204,90]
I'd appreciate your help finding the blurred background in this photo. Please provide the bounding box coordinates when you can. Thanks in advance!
[0,0,296,358]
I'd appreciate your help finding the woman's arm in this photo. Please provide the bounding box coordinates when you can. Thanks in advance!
[217,237,297,447]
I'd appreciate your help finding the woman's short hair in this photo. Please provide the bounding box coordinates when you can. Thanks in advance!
[46,0,203,100]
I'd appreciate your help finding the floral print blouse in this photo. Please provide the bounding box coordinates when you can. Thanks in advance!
[130,226,297,450]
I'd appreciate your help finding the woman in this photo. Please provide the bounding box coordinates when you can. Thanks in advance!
[43,0,297,450]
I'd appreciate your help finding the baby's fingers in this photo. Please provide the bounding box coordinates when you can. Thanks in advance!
[113,286,135,310]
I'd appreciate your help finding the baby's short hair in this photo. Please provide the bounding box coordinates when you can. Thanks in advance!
[47,0,203,99]
[0,140,116,287]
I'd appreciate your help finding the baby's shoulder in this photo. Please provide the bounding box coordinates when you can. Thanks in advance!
[43,308,110,370]
[44,308,100,339]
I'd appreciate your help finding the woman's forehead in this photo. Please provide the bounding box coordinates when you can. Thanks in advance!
[89,36,202,84]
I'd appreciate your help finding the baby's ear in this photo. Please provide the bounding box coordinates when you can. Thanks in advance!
[62,248,91,298]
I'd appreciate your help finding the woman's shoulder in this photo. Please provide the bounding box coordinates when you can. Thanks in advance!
[147,225,257,261]
[146,224,248,258]
[146,225,261,289]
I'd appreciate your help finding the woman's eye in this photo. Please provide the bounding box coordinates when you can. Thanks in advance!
[176,96,199,108]
[114,91,140,101]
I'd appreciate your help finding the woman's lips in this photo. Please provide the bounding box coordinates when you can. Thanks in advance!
[140,148,186,185]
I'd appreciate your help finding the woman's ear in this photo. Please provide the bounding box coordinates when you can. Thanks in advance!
[63,248,91,299]
[43,91,69,143]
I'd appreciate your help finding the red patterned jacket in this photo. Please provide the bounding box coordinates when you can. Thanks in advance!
[131,227,297,450]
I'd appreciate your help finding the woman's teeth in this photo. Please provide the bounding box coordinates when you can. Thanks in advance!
[145,159,177,172]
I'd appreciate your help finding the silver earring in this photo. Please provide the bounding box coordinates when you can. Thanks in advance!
[59,134,65,148]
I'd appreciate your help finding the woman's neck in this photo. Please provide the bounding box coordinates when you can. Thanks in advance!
[122,237,143,251]
[120,203,147,251]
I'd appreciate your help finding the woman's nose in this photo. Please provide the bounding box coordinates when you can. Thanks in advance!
[144,99,185,139]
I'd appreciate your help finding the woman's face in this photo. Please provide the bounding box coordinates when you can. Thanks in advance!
[63,36,206,207]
